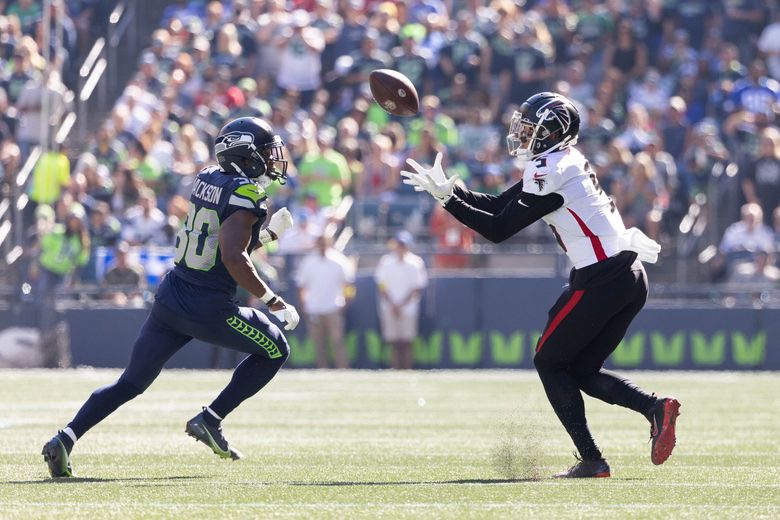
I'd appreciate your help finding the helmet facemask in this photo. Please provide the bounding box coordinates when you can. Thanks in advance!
[506,95,579,161]
[258,137,288,187]
[507,111,550,162]
[220,135,288,188]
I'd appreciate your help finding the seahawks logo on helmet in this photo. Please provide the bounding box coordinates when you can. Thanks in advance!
[214,132,256,155]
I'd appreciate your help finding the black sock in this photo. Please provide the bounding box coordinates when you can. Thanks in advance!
[576,369,658,419]
[209,354,285,419]
[535,360,603,461]
[556,399,603,461]
[66,377,142,439]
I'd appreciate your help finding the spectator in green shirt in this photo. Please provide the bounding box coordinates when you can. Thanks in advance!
[30,147,70,207]
[406,95,458,149]
[7,0,42,34]
[33,210,90,299]
[298,128,351,208]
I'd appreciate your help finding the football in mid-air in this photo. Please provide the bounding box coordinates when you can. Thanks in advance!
[369,69,419,116]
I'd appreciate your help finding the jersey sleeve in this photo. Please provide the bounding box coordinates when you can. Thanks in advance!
[444,188,563,243]
[521,157,565,198]
[226,181,268,221]
[453,181,525,213]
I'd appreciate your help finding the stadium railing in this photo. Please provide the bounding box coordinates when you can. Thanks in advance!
[0,199,11,262]
[106,1,136,95]
[77,37,106,142]
[75,0,136,144]
[7,146,41,267]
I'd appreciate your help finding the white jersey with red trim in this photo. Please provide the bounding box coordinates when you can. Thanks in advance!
[521,147,627,269]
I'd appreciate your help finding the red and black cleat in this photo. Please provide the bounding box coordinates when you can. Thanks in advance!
[649,397,681,465]
[554,455,611,478]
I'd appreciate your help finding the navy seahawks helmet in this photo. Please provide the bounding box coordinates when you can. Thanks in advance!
[215,117,288,184]
[506,92,580,160]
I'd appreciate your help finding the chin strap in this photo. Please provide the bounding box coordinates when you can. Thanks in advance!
[533,135,578,159]
[514,149,532,164]
[231,162,247,177]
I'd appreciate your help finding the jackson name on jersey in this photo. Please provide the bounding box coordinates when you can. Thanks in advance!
[172,166,268,293]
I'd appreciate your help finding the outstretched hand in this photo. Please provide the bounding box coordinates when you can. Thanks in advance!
[400,152,458,203]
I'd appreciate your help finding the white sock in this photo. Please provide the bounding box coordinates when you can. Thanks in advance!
[62,427,78,444]
[204,406,223,421]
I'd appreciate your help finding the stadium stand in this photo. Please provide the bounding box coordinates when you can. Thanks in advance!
[2,0,779,306]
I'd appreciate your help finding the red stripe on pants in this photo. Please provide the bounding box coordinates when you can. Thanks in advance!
[567,209,607,261]
[536,289,585,352]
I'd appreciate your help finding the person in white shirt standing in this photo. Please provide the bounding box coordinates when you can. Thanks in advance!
[296,234,355,368]
[374,231,428,370]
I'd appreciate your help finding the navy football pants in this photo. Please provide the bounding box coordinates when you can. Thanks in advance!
[66,301,289,439]
[123,302,289,391]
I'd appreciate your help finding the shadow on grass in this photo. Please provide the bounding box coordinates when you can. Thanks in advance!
[8,476,646,486]
[5,475,207,484]
[287,476,647,486]
[289,478,544,486]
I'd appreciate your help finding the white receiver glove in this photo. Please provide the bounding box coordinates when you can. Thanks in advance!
[400,152,458,204]
[260,207,294,244]
[268,207,294,237]
[271,302,300,331]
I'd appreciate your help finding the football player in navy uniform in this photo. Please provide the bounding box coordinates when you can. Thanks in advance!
[42,117,300,477]
[402,92,681,478]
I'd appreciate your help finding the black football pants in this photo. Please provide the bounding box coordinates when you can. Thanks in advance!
[533,252,657,461]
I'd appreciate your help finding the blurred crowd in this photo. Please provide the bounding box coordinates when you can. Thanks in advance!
[0,0,106,194]
[11,0,780,301]
[0,1,121,291]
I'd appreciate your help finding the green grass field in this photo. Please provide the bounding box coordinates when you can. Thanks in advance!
[1,369,778,519]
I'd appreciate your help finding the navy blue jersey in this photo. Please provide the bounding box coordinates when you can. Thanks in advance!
[171,166,267,295]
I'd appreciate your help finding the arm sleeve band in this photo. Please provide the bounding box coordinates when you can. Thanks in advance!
[451,181,526,213]
[444,189,564,243]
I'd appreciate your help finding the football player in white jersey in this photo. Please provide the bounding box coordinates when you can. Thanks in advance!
[402,92,681,478]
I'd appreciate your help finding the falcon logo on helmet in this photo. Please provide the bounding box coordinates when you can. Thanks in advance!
[507,92,580,162]
[537,100,572,131]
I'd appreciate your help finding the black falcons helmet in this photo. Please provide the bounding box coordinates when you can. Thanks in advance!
[215,117,288,183]
[507,92,580,160]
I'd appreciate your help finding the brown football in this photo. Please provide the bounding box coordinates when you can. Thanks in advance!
[369,69,420,117]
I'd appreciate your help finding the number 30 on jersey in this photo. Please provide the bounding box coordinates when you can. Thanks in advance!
[174,206,220,271]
